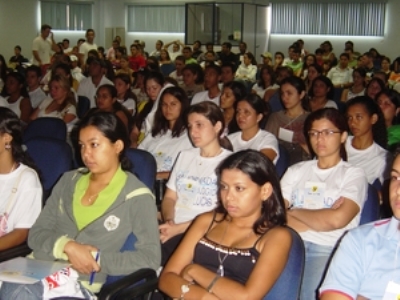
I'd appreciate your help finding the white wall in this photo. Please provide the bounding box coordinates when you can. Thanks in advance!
[0,0,399,63]
[268,0,400,61]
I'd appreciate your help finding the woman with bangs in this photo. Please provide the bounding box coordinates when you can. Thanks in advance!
[251,65,279,99]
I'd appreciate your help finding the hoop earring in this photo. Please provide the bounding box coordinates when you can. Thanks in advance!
[5,143,11,150]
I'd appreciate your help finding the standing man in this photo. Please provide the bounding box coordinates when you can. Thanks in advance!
[32,24,58,74]
[79,29,97,68]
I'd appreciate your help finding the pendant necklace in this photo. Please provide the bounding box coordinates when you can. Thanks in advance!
[216,221,254,277]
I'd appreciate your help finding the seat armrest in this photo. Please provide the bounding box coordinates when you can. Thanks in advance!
[98,268,158,300]
[0,243,31,263]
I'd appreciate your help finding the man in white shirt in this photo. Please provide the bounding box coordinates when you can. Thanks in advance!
[77,57,113,108]
[79,29,98,69]
[191,64,221,106]
[32,24,58,69]
[62,39,72,54]
[25,65,47,109]
[327,53,353,88]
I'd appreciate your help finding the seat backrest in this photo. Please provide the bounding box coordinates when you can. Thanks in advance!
[359,184,380,225]
[264,228,305,300]
[275,144,289,178]
[125,148,157,190]
[269,92,283,113]
[25,137,73,199]
[23,118,67,143]
[77,96,91,119]
[160,64,176,77]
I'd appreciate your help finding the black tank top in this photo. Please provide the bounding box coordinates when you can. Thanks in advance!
[193,216,263,284]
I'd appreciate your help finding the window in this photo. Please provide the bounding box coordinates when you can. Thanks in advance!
[271,2,386,36]
[127,5,185,33]
[40,1,92,31]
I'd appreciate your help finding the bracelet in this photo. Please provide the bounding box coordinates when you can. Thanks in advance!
[179,282,194,299]
[207,274,220,293]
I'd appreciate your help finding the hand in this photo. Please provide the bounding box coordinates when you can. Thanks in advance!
[64,241,100,275]
[331,197,345,209]
[181,264,195,282]
[159,220,179,243]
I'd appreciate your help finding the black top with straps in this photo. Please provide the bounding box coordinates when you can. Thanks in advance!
[192,214,264,284]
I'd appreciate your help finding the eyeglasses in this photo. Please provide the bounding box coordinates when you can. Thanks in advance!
[308,129,341,138]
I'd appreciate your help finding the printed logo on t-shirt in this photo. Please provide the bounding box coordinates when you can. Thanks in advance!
[176,171,217,208]
[104,215,120,231]
[291,181,335,209]
[0,212,9,237]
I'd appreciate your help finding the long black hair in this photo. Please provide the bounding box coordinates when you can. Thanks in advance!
[346,96,387,149]
[75,111,132,171]
[215,149,287,233]
[0,107,37,170]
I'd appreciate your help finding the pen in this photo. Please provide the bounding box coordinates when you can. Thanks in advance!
[89,250,100,285]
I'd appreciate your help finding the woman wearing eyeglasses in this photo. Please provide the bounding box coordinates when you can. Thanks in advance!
[280,108,368,300]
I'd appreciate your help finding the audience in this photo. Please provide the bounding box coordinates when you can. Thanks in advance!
[159,150,291,299]
[281,108,368,300]
[0,107,41,251]
[159,101,232,264]
[345,96,390,185]
[228,94,279,164]
[220,81,246,134]
[138,86,193,178]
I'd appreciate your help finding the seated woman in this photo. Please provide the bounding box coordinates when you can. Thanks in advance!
[159,49,172,66]
[30,74,77,130]
[220,81,246,135]
[94,84,133,135]
[0,107,41,251]
[228,94,279,164]
[340,67,366,102]
[300,54,317,80]
[304,63,323,95]
[138,86,193,179]
[114,73,137,116]
[2,72,31,124]
[320,150,400,300]
[235,52,257,83]
[181,64,204,100]
[266,76,311,166]
[159,101,232,264]
[0,112,161,298]
[251,65,279,99]
[308,75,337,111]
[159,149,292,299]
[365,77,385,100]
[115,55,134,84]
[281,108,368,300]
[345,96,389,185]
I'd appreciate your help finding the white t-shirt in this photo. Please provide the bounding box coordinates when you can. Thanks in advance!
[32,36,52,65]
[77,76,114,108]
[235,64,257,82]
[281,160,367,246]
[169,51,181,62]
[345,136,390,185]
[169,71,183,86]
[79,42,98,65]
[37,97,77,119]
[117,98,136,116]
[6,96,23,118]
[191,90,221,106]
[139,129,193,172]
[228,129,280,164]
[167,148,232,224]
[0,164,42,236]
[325,100,338,109]
[28,86,47,109]
[327,67,354,86]
[251,83,279,99]
[0,96,8,108]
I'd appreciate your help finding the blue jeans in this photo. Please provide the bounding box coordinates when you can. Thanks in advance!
[0,281,94,300]
[300,241,334,300]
